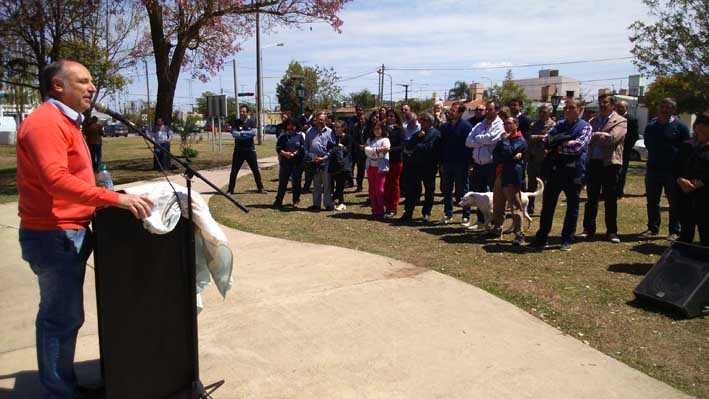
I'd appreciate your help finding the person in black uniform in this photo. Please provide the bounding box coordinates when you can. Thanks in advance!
[673,112,709,246]
[227,104,264,194]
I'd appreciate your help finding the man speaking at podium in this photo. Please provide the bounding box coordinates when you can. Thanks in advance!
[16,60,154,398]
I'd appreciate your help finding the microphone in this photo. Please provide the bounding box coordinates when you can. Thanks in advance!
[94,102,138,130]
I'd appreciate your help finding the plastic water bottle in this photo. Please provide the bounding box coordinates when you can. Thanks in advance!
[96,164,114,191]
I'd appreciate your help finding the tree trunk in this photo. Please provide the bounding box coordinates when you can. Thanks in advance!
[154,76,177,126]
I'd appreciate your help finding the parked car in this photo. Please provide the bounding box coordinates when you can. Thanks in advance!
[264,124,280,135]
[630,138,647,161]
[203,122,232,132]
[103,123,129,137]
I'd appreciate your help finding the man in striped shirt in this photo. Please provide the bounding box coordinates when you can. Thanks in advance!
[528,98,592,251]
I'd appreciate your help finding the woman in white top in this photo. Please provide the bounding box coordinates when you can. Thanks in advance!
[364,122,390,218]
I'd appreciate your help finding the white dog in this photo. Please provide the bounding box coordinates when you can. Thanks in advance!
[458,178,544,232]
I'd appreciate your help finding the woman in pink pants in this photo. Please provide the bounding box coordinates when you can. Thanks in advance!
[364,122,390,218]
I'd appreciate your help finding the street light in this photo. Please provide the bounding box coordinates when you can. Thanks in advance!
[551,93,563,117]
[296,83,306,116]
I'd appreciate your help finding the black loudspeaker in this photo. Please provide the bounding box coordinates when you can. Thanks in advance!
[634,241,709,318]
[93,207,198,398]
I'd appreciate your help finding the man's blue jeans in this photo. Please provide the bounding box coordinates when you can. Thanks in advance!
[19,228,92,399]
[441,161,470,219]
[535,177,581,244]
[645,173,680,235]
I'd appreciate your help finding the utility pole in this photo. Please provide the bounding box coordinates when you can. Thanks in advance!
[232,59,238,116]
[255,0,264,145]
[379,64,385,106]
[380,64,386,107]
[144,59,151,125]
[397,83,410,102]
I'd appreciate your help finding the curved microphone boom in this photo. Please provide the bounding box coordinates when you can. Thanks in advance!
[94,102,138,131]
[93,102,248,213]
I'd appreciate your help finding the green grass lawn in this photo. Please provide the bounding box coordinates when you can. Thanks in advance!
[210,163,709,399]
[0,134,276,203]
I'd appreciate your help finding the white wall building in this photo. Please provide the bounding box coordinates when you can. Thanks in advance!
[513,70,582,102]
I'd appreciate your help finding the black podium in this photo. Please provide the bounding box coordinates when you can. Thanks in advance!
[93,207,201,399]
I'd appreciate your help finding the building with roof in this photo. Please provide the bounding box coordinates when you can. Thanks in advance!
[513,70,581,102]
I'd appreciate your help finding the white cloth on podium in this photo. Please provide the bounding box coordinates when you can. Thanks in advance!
[123,182,233,311]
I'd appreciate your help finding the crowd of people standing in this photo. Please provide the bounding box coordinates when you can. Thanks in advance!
[228,97,708,250]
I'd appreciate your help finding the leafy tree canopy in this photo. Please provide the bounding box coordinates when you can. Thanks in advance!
[629,0,708,112]
[644,73,706,115]
[348,89,376,108]
[134,0,350,124]
[486,70,534,115]
[447,80,468,101]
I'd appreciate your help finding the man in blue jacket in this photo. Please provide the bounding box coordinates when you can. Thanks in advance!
[439,102,473,225]
[642,98,690,241]
[528,99,592,251]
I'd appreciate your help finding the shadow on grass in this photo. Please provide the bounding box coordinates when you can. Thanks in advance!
[440,233,488,244]
[0,168,18,196]
[328,212,371,220]
[631,242,669,256]
[626,298,690,321]
[482,242,531,254]
[578,232,643,243]
[607,262,653,276]
[419,227,468,236]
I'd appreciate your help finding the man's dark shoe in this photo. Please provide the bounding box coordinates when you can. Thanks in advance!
[608,233,621,243]
[272,201,283,209]
[400,213,412,221]
[306,205,321,211]
[355,186,363,193]
[257,188,266,193]
[640,229,658,238]
[560,241,572,251]
[575,231,594,240]
[527,239,546,250]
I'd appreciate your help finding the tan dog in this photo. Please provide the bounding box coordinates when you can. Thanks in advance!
[458,178,544,232]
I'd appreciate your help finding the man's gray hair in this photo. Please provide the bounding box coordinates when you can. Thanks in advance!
[660,97,677,110]
[420,112,435,124]
[406,112,417,122]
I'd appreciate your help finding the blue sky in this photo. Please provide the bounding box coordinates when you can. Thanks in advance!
[118,0,652,112]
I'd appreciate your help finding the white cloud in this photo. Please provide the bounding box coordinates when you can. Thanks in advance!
[472,62,514,69]
[126,0,651,109]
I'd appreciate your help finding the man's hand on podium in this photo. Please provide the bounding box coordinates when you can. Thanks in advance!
[116,194,154,219]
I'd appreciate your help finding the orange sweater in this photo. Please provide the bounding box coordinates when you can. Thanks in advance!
[17,102,120,230]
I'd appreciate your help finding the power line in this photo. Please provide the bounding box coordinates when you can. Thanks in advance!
[386,56,634,72]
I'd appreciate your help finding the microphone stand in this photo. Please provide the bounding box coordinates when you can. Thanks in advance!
[110,114,243,398]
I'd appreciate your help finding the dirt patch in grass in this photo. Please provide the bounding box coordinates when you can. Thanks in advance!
[211,164,709,398]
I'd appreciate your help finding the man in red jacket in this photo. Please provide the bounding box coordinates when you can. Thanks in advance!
[17,60,153,398]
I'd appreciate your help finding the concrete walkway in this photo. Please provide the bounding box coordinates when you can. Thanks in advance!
[0,158,692,399]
